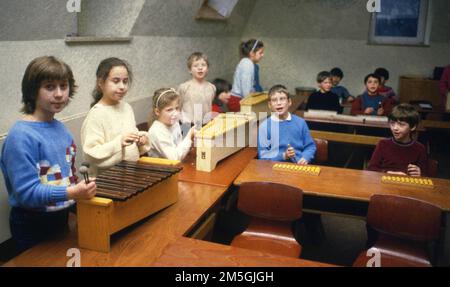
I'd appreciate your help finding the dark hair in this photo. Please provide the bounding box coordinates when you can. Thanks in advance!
[374,68,389,80]
[212,78,232,106]
[240,39,264,58]
[317,71,331,83]
[388,103,420,129]
[364,73,381,84]
[149,88,180,127]
[187,52,209,69]
[91,57,133,107]
[21,56,77,114]
[268,84,290,100]
[330,67,344,79]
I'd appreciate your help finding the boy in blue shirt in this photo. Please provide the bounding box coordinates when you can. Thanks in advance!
[0,56,96,253]
[258,85,316,164]
[330,67,354,104]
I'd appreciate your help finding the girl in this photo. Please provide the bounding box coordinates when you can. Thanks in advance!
[148,88,195,161]
[229,39,265,112]
[0,56,96,252]
[81,57,150,176]
[211,78,232,116]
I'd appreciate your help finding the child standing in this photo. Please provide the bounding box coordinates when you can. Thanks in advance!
[148,88,195,161]
[211,78,232,115]
[367,104,427,176]
[374,67,398,102]
[177,52,216,128]
[351,74,394,116]
[229,39,265,112]
[81,58,150,177]
[306,71,343,114]
[330,67,354,104]
[0,56,96,253]
[258,85,316,164]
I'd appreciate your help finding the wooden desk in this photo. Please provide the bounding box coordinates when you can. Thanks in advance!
[3,182,227,267]
[234,160,450,212]
[153,237,336,267]
[179,147,257,187]
[310,130,383,146]
[421,120,450,131]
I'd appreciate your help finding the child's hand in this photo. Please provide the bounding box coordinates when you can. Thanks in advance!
[137,135,149,146]
[387,171,407,176]
[297,157,308,165]
[377,107,385,116]
[407,164,421,177]
[67,180,96,200]
[284,146,296,160]
[364,107,374,114]
[121,133,140,147]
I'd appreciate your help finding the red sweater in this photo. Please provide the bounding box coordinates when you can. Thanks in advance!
[367,138,428,176]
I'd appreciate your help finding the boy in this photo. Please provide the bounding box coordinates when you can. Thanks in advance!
[178,52,216,129]
[0,56,96,253]
[330,67,355,104]
[306,71,343,114]
[351,73,394,116]
[258,85,316,164]
[367,104,427,177]
[374,67,398,102]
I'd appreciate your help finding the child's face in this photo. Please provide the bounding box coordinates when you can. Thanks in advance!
[331,76,341,87]
[249,47,265,63]
[190,58,208,81]
[218,91,231,105]
[35,79,70,118]
[389,120,415,143]
[366,77,380,95]
[156,99,181,127]
[319,78,332,92]
[99,66,129,105]
[269,92,292,118]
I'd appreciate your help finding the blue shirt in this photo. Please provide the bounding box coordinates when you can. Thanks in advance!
[231,58,258,98]
[361,92,384,115]
[258,114,316,163]
[331,86,351,102]
[0,120,76,211]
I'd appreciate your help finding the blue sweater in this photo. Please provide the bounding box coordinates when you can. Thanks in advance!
[258,114,316,163]
[231,58,258,98]
[0,120,76,211]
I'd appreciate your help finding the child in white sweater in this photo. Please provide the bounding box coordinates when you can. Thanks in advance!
[81,58,150,176]
[148,88,195,161]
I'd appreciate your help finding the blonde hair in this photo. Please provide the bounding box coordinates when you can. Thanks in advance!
[148,88,180,127]
[187,52,209,69]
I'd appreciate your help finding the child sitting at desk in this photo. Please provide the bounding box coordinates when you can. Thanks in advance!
[211,78,232,116]
[374,67,398,102]
[351,73,394,116]
[367,103,428,177]
[258,85,316,164]
[330,67,354,104]
[148,88,195,161]
[306,71,343,114]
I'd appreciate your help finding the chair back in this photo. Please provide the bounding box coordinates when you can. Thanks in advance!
[313,138,328,164]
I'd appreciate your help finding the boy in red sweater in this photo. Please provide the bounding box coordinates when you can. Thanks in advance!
[367,104,427,176]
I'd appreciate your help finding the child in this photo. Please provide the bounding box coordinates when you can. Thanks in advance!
[306,71,343,114]
[367,104,427,176]
[211,78,232,115]
[148,88,195,161]
[229,39,265,112]
[81,57,150,177]
[351,73,394,116]
[374,67,398,102]
[0,56,96,253]
[330,67,354,104]
[177,52,216,127]
[258,85,316,164]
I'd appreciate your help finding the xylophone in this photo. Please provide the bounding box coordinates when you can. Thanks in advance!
[239,92,271,116]
[272,163,321,176]
[77,158,182,252]
[381,175,434,189]
[195,113,256,172]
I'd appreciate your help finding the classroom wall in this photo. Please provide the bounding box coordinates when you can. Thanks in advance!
[0,0,255,244]
[242,0,450,97]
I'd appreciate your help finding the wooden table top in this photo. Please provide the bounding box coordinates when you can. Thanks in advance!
[234,160,450,212]
[178,147,257,187]
[309,130,384,146]
[295,110,391,129]
[3,182,227,267]
[152,237,336,267]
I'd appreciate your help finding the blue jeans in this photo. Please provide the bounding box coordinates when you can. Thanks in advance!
[9,207,69,254]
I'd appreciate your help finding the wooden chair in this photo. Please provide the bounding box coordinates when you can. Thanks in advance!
[313,138,328,164]
[231,182,303,258]
[428,158,438,178]
[353,194,442,267]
